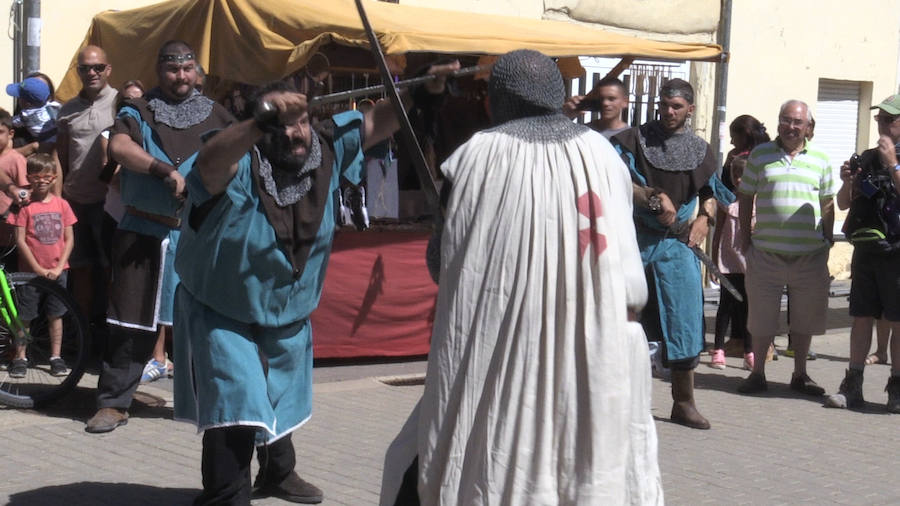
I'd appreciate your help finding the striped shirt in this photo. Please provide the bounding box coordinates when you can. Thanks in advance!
[738,139,834,255]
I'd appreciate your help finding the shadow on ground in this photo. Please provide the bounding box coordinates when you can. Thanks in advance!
[694,370,828,404]
[8,482,195,505]
[693,370,894,414]
[4,385,173,424]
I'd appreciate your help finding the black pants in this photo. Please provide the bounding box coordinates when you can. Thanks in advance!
[393,456,421,506]
[713,273,751,352]
[96,325,156,409]
[195,428,297,506]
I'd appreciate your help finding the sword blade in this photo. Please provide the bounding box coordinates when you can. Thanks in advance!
[689,244,744,302]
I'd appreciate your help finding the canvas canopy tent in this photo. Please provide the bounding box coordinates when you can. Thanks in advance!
[56,0,721,101]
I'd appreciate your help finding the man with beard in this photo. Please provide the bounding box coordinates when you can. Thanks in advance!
[381,49,661,506]
[84,40,233,433]
[612,78,733,430]
[173,62,456,504]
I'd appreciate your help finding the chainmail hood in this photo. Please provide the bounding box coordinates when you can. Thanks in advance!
[145,88,215,130]
[489,49,565,125]
[638,120,708,172]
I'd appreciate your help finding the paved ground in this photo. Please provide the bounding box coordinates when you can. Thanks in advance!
[1,286,899,505]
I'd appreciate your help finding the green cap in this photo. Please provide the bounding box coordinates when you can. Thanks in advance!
[871,94,900,115]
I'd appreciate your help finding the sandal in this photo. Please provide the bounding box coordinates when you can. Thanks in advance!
[865,353,888,365]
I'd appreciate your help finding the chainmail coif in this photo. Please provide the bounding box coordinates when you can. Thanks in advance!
[489,49,565,125]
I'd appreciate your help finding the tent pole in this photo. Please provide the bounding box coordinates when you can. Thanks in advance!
[602,57,634,80]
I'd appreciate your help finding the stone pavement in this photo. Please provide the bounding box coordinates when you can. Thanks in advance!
[0,289,899,505]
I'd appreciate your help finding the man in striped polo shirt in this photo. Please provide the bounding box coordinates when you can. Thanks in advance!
[737,99,835,396]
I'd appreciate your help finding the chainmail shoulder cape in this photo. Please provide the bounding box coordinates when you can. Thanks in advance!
[255,132,323,206]
[488,114,585,142]
[638,120,707,172]
[145,88,215,130]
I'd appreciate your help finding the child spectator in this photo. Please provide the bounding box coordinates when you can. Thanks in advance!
[5,77,59,154]
[710,155,754,370]
[7,154,76,378]
[0,108,29,265]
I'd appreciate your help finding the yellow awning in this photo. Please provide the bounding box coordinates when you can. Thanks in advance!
[57,0,721,101]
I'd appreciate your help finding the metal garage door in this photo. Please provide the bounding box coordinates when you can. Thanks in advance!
[816,79,861,236]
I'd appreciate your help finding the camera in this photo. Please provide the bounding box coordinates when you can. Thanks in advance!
[576,98,603,111]
[852,153,892,199]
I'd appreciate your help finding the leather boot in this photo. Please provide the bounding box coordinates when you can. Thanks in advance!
[670,369,711,429]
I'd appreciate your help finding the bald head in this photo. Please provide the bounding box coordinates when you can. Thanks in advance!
[78,45,108,65]
[76,45,111,98]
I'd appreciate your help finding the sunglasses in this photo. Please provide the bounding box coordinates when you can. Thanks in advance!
[27,173,57,183]
[875,114,899,124]
[77,63,108,74]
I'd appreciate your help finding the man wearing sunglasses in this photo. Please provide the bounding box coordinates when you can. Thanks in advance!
[85,40,233,435]
[57,45,119,348]
[825,95,900,413]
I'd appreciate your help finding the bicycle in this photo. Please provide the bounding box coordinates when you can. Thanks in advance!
[0,262,90,408]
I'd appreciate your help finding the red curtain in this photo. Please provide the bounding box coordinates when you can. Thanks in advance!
[311,230,437,358]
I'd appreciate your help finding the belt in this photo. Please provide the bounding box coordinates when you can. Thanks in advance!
[125,206,181,229]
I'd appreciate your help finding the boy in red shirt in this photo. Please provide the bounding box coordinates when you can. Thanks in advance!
[8,153,76,378]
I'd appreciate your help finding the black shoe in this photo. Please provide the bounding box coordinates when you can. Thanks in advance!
[253,471,323,504]
[49,357,68,377]
[790,373,825,396]
[737,372,768,394]
[824,369,864,409]
[886,376,900,413]
[8,359,27,379]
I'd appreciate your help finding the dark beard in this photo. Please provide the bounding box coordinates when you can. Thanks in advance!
[258,129,308,174]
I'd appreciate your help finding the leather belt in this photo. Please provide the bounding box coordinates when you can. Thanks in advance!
[125,206,181,229]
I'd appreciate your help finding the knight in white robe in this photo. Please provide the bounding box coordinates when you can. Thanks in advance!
[380,49,662,506]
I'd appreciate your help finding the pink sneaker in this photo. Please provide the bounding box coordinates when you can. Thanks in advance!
[710,349,726,369]
[743,352,755,371]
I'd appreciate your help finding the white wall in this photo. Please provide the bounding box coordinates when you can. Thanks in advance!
[725,0,900,152]
[2,0,162,111]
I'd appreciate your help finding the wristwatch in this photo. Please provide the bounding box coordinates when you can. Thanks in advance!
[648,193,663,215]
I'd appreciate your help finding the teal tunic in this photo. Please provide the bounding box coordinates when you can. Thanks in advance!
[115,105,197,325]
[173,111,364,442]
[615,138,733,361]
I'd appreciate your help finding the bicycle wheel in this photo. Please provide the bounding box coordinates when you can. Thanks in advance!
[0,272,90,408]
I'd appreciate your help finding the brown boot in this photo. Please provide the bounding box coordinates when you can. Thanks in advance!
[85,407,128,433]
[670,369,710,430]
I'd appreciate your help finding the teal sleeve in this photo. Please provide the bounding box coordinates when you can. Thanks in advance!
[709,174,735,205]
[613,141,647,186]
[185,152,252,206]
[330,110,365,185]
[117,105,139,121]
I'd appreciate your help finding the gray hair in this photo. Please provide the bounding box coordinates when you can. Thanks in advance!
[779,100,813,122]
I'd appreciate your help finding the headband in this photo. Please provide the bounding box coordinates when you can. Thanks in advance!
[158,53,195,64]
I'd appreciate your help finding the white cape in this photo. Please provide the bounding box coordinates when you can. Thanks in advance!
[381,125,662,506]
